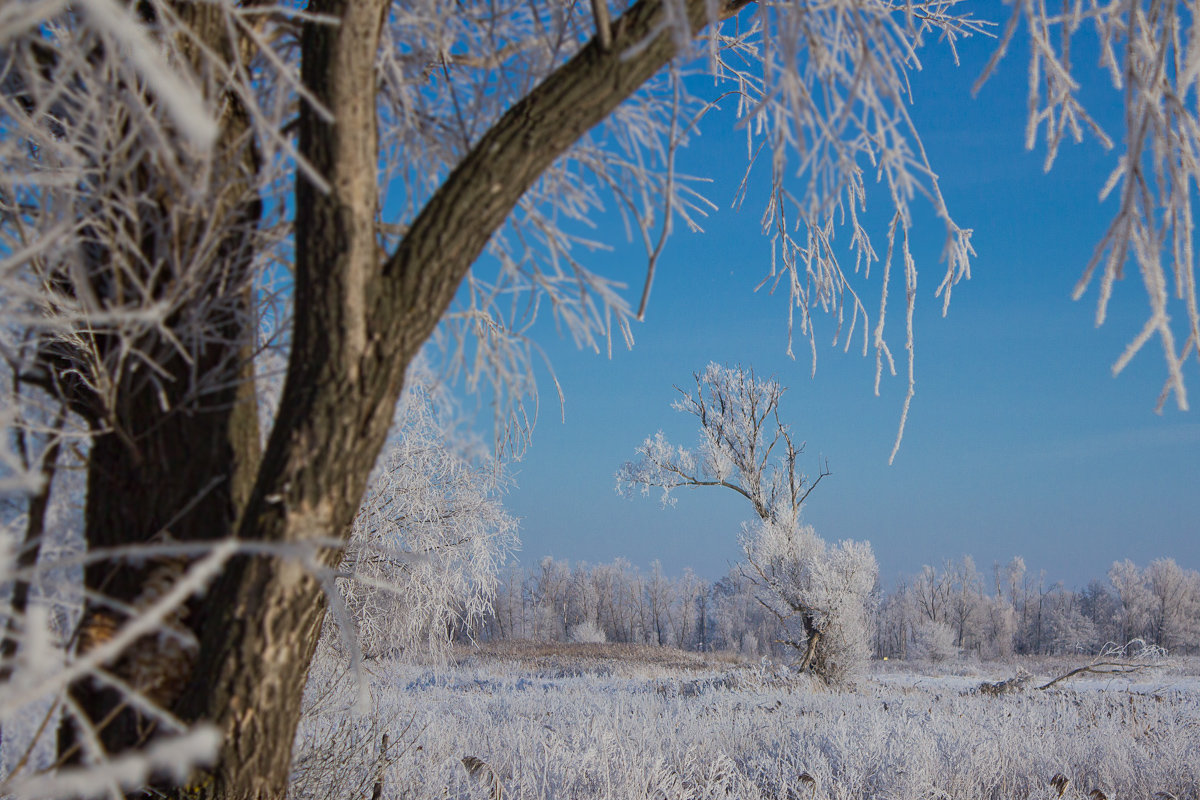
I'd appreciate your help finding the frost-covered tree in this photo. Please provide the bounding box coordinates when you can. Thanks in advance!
[900,557,988,654]
[336,367,517,661]
[487,563,528,640]
[709,567,783,657]
[947,557,984,652]
[1109,559,1155,644]
[1044,586,1099,655]
[874,578,917,659]
[977,592,1018,660]
[5,0,1200,794]
[672,568,705,650]
[619,364,876,682]
[646,559,674,646]
[589,560,627,642]
[526,556,572,642]
[1079,578,1122,646]
[618,364,828,527]
[1144,558,1200,653]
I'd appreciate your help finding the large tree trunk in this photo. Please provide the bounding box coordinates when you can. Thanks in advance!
[71,348,260,757]
[170,3,393,794]
[172,1,748,798]
[59,2,264,765]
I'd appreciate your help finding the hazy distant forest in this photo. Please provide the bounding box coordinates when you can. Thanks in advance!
[473,555,1200,661]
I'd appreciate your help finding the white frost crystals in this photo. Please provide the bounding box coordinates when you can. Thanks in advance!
[335,363,519,661]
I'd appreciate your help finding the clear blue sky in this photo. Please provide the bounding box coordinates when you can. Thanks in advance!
[494,8,1200,590]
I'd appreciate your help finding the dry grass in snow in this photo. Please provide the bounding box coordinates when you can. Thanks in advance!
[292,644,1200,800]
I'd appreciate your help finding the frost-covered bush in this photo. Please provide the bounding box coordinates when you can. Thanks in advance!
[910,620,959,663]
[568,621,607,644]
[336,367,518,661]
[1046,601,1099,655]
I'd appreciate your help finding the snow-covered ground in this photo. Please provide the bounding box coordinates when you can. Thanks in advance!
[292,644,1200,800]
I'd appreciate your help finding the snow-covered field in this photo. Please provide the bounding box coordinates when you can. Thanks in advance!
[292,643,1200,800]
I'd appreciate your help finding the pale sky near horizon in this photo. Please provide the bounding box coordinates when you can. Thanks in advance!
[493,6,1200,590]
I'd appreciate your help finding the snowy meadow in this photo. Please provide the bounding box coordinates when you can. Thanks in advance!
[5,0,1200,796]
[292,643,1200,800]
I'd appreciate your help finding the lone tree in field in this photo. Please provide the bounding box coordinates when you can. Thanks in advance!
[617,363,877,683]
[2,0,1200,797]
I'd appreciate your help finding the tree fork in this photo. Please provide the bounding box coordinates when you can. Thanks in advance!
[176,0,751,797]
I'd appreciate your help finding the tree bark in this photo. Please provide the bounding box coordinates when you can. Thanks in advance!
[175,1,748,798]
[56,1,264,765]
[798,619,822,673]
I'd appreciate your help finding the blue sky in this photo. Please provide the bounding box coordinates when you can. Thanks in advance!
[496,8,1200,590]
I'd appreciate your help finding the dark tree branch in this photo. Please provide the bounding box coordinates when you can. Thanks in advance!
[795,456,830,511]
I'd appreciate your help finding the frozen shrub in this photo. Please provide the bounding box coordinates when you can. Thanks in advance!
[337,365,518,661]
[910,620,959,663]
[568,621,607,644]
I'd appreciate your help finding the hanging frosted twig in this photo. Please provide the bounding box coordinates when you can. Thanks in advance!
[979,0,1200,411]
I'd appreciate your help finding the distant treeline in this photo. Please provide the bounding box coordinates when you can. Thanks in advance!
[477,555,1200,659]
